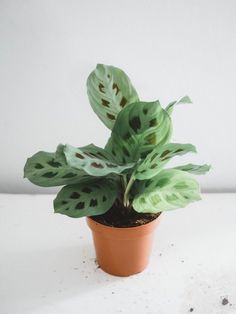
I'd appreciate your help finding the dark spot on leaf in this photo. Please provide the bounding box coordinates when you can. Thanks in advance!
[112,83,120,95]
[102,196,107,202]
[122,146,130,157]
[106,113,116,120]
[47,160,62,168]
[120,97,127,108]
[82,187,92,193]
[75,202,85,210]
[112,149,117,157]
[84,152,95,158]
[149,118,158,127]
[35,163,44,169]
[143,108,148,115]
[160,150,170,158]
[139,169,146,174]
[76,152,85,159]
[123,132,131,140]
[106,163,117,168]
[42,172,57,178]
[70,192,80,199]
[91,162,104,168]
[96,151,106,158]
[61,201,68,205]
[175,149,184,153]
[98,83,105,93]
[129,116,141,133]
[150,152,158,161]
[145,133,156,144]
[89,199,98,207]
[140,198,146,203]
[102,99,110,108]
[107,74,111,78]
[156,178,169,188]
[150,163,158,169]
[62,173,77,178]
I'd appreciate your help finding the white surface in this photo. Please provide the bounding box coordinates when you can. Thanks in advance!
[0,193,235,314]
[1,0,236,193]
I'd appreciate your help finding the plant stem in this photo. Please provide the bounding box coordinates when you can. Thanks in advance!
[123,175,135,208]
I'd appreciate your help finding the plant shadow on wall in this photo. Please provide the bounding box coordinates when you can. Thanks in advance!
[24,64,210,224]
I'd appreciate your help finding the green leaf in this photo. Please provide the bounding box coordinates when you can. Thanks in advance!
[165,95,192,115]
[133,169,201,213]
[173,163,211,175]
[134,143,196,180]
[54,179,118,218]
[105,101,172,164]
[87,64,139,130]
[24,145,93,187]
[64,143,134,176]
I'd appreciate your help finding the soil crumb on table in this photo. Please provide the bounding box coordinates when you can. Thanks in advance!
[222,298,229,305]
[189,308,194,312]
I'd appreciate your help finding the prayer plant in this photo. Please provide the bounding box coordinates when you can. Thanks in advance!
[24,64,210,218]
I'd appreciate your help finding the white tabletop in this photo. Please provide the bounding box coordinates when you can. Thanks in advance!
[0,193,235,314]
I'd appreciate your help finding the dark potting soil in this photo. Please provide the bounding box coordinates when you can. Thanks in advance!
[91,202,160,228]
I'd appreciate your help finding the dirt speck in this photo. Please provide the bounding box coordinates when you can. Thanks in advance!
[222,298,229,305]
[189,308,194,312]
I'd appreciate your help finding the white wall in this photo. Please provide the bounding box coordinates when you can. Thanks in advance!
[0,0,235,194]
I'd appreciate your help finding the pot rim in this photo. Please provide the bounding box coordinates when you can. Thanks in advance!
[86,213,161,237]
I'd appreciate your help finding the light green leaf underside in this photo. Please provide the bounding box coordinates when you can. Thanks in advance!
[64,144,134,176]
[166,95,192,115]
[87,64,139,130]
[54,179,118,218]
[105,101,172,164]
[24,145,93,187]
[173,163,211,175]
[133,169,201,213]
[134,143,196,180]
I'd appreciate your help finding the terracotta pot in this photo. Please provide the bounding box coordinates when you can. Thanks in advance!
[86,215,161,277]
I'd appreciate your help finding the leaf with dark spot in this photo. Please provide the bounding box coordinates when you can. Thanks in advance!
[35,163,44,169]
[70,192,81,199]
[102,99,110,107]
[42,172,57,178]
[47,160,62,168]
[112,83,120,95]
[107,113,116,120]
[149,118,158,127]
[89,199,98,207]
[75,202,85,210]
[82,187,92,193]
[120,97,127,108]
[76,153,85,159]
[91,162,104,168]
[129,116,141,133]
[62,173,77,178]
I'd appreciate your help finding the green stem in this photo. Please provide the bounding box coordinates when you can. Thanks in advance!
[123,175,135,208]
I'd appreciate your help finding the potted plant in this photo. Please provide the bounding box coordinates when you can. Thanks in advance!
[24,64,210,276]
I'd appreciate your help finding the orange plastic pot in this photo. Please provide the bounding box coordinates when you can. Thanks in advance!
[86,215,161,277]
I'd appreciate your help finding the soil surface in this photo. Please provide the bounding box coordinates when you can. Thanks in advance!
[91,202,160,228]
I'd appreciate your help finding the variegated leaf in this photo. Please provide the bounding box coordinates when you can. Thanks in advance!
[87,64,139,130]
[64,144,134,176]
[54,179,118,218]
[133,169,201,213]
[134,143,196,180]
[173,163,211,175]
[24,145,92,187]
[105,101,172,164]
[165,95,192,115]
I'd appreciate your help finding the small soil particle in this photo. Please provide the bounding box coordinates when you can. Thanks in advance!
[82,261,85,263]
[222,298,229,305]
[189,308,194,312]
[112,292,115,294]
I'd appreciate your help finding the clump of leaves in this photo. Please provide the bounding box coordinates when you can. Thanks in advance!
[24,64,210,219]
